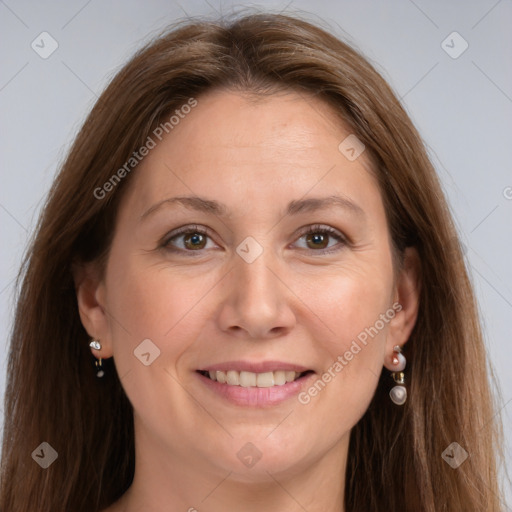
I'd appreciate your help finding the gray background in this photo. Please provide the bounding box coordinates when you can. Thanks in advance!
[1,0,510,505]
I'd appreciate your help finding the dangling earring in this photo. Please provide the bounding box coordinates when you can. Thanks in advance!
[95,358,105,378]
[389,345,407,405]
[89,339,105,378]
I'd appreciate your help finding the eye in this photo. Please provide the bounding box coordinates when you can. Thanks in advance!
[162,225,217,252]
[160,224,347,255]
[293,225,346,254]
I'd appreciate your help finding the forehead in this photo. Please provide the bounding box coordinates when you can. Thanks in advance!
[164,88,352,160]
[120,89,381,220]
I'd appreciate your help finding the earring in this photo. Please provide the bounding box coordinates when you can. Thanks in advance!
[95,358,105,378]
[89,339,105,378]
[389,345,407,405]
[89,339,101,350]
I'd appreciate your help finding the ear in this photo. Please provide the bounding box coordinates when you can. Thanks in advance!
[384,247,421,370]
[72,261,114,359]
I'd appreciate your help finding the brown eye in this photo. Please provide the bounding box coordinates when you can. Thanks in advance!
[162,226,215,253]
[305,232,329,250]
[183,232,207,250]
[294,225,346,254]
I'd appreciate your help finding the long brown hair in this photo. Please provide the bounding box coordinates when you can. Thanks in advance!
[0,12,504,511]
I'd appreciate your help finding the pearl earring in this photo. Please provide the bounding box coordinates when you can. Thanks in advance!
[389,345,407,405]
[89,339,104,378]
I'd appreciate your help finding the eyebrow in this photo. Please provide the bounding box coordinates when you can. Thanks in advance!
[139,194,365,221]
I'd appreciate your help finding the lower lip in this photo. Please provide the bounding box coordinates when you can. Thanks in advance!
[196,371,315,407]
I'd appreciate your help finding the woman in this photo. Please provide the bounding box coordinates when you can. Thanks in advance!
[0,12,505,512]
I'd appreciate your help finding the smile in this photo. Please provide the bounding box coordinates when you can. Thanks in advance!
[195,363,315,407]
[197,369,311,387]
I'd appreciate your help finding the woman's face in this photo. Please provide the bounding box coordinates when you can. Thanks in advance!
[79,89,417,482]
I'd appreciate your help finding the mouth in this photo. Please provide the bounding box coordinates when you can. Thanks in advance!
[195,363,316,407]
[196,369,314,388]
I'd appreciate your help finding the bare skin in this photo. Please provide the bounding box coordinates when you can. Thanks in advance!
[75,89,419,512]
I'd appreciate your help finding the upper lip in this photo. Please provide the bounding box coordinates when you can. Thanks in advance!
[198,360,312,373]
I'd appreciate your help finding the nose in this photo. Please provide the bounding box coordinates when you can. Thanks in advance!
[216,250,296,340]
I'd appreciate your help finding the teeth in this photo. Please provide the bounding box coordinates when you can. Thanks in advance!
[239,371,256,387]
[257,372,274,387]
[206,369,304,387]
[274,370,286,386]
[226,370,239,386]
[285,370,296,383]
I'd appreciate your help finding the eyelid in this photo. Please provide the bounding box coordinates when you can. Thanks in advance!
[295,223,345,240]
[164,224,209,239]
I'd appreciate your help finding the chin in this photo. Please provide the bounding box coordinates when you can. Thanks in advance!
[206,437,314,482]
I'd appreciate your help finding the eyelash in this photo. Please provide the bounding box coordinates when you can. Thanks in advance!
[160,224,347,256]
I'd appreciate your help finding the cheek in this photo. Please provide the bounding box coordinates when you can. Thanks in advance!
[101,256,224,419]
[104,254,222,365]
[299,261,393,424]
[310,260,393,354]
